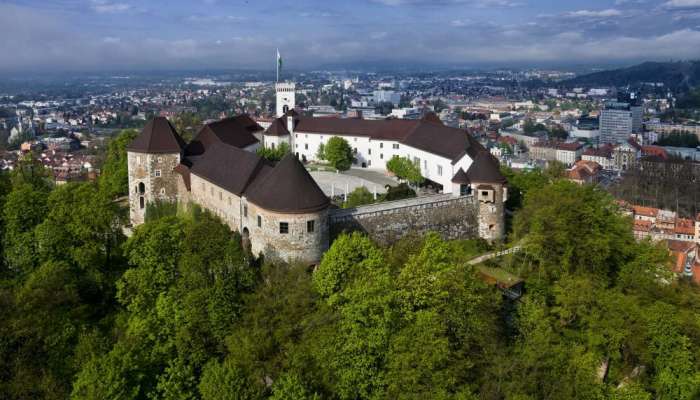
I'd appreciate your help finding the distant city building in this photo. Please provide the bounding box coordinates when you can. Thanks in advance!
[372,90,401,106]
[571,115,600,143]
[599,100,642,144]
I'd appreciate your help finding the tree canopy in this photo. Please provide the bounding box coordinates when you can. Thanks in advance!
[322,137,353,171]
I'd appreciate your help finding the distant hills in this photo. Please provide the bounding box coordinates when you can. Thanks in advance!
[565,60,700,91]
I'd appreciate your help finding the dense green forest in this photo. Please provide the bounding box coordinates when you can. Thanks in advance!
[1,131,700,399]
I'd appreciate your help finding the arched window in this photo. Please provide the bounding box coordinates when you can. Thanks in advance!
[138,182,145,194]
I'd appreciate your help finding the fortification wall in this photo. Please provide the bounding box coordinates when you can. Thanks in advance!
[329,194,479,245]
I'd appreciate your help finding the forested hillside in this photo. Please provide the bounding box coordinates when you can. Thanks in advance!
[565,61,700,92]
[0,131,699,399]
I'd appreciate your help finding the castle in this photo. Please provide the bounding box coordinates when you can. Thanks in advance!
[127,82,507,263]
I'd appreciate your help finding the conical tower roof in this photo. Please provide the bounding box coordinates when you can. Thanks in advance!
[466,151,507,184]
[451,167,470,184]
[127,117,186,153]
[245,153,329,213]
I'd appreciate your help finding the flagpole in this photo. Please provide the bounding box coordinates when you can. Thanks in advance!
[276,48,279,83]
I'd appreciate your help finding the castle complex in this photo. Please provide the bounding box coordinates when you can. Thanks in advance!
[127,82,507,263]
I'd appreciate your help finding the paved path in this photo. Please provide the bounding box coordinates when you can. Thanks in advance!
[309,170,391,197]
[467,245,523,265]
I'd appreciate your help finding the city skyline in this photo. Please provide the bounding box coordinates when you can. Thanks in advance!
[2,0,700,72]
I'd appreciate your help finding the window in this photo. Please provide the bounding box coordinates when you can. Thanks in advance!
[437,165,443,176]
[424,160,427,170]
[305,134,308,138]
[279,222,289,234]
[368,148,371,155]
[393,143,399,149]
[380,142,384,148]
[305,144,308,150]
[243,205,248,217]
[380,154,383,160]
[139,196,145,209]
[157,157,163,163]
[155,170,161,177]
[257,215,261,227]
[307,220,315,233]
[160,188,165,195]
[482,191,489,197]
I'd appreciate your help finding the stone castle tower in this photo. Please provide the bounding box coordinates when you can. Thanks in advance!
[451,151,507,243]
[126,117,186,226]
[275,82,296,117]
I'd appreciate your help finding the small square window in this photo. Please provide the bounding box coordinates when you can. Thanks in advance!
[307,220,315,233]
[155,170,161,177]
[158,157,163,163]
[280,222,289,234]
[257,215,262,227]
[393,143,399,149]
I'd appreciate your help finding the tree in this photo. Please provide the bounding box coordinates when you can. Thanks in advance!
[99,129,138,199]
[3,183,49,275]
[172,112,202,143]
[513,180,634,281]
[324,137,353,171]
[316,143,326,161]
[386,155,424,186]
[344,186,375,208]
[198,359,260,400]
[256,142,290,162]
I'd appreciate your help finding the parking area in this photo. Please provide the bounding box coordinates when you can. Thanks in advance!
[309,168,398,198]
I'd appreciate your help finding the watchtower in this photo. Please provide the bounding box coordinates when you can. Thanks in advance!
[126,117,186,226]
[275,82,296,118]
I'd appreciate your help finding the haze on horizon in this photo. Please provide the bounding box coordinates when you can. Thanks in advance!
[2,0,700,73]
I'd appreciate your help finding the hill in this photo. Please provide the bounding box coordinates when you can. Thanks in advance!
[565,60,700,91]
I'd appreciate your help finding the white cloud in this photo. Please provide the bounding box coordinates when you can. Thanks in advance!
[565,9,622,18]
[663,0,700,9]
[186,14,245,23]
[90,0,131,13]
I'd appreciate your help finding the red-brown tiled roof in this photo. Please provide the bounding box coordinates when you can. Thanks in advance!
[127,117,186,154]
[675,218,695,235]
[633,205,659,218]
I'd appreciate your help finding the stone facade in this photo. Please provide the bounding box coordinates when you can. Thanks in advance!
[330,194,480,245]
[179,173,329,264]
[127,151,181,226]
[475,183,506,242]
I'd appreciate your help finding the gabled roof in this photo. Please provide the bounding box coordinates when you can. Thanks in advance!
[189,144,265,196]
[186,116,261,155]
[245,153,329,214]
[265,118,289,136]
[292,116,483,162]
[127,117,186,153]
[451,168,470,184]
[466,151,507,184]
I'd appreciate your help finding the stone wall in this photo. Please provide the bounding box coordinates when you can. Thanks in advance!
[329,194,479,245]
[128,151,180,226]
[184,173,329,264]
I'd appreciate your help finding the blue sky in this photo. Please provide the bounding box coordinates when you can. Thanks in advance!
[2,0,700,72]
